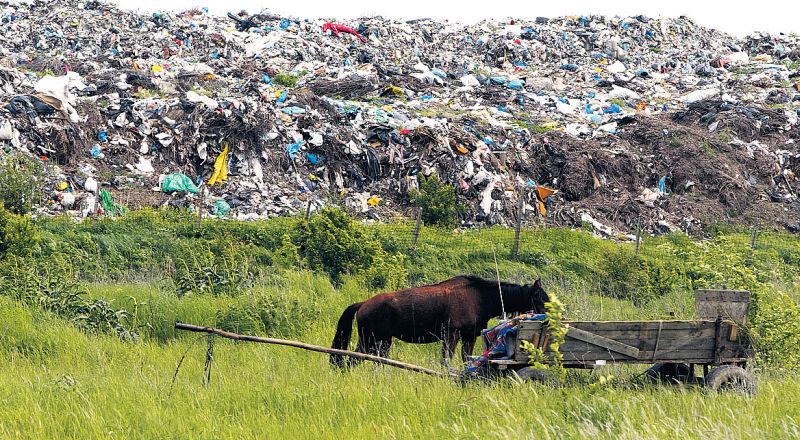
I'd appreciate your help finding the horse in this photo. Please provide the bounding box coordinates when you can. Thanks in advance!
[329,275,549,368]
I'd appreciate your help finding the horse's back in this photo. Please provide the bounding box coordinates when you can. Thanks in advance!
[356,277,482,342]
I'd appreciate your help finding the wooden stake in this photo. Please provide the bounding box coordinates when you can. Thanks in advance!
[412,208,422,251]
[305,199,312,220]
[512,188,525,258]
[174,322,453,378]
[196,187,204,232]
[634,216,642,255]
[203,334,214,386]
[750,228,757,249]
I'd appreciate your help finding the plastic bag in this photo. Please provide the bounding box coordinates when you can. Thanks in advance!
[213,198,230,217]
[162,173,199,194]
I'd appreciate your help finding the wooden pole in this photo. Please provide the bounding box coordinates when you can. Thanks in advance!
[512,188,524,258]
[174,322,453,378]
[411,208,422,251]
[750,228,757,249]
[196,187,204,232]
[305,199,312,220]
[634,216,642,255]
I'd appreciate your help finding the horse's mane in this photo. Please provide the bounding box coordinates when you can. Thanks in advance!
[459,275,527,293]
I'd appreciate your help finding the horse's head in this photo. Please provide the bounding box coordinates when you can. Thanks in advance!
[526,279,549,314]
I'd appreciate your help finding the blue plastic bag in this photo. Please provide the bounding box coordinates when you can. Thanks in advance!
[507,79,524,90]
[287,142,302,160]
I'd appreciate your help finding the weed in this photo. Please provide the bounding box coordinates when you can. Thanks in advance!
[409,173,464,227]
[0,153,44,214]
[273,72,299,87]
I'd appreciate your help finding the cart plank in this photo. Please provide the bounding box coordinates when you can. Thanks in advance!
[566,326,640,359]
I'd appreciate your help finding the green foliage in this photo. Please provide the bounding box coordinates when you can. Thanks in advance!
[608,98,626,108]
[216,293,319,338]
[600,248,648,301]
[409,173,464,227]
[750,287,800,372]
[271,233,300,269]
[173,237,254,297]
[273,72,299,87]
[0,256,136,340]
[0,206,40,256]
[520,293,568,379]
[293,208,406,289]
[0,154,43,215]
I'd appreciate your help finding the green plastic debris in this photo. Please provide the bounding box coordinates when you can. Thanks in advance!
[212,198,230,218]
[162,173,199,194]
[99,189,128,217]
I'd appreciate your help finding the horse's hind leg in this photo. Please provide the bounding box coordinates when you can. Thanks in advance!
[460,331,477,363]
[353,324,392,365]
[441,331,459,366]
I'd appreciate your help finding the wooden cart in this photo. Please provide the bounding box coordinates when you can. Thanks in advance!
[483,290,757,394]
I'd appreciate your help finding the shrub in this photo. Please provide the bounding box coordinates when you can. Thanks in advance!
[273,72,299,87]
[293,208,406,289]
[600,248,648,302]
[0,256,137,340]
[0,207,40,256]
[409,173,464,227]
[0,154,43,214]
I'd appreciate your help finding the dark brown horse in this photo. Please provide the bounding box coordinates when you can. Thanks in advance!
[330,276,548,368]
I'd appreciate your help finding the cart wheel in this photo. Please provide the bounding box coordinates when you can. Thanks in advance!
[514,367,554,384]
[704,365,758,396]
[645,363,692,384]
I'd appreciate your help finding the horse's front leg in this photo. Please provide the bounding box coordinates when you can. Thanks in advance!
[460,333,476,363]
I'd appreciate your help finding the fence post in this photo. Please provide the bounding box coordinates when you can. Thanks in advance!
[512,188,525,258]
[634,216,642,255]
[411,208,422,251]
[305,199,312,220]
[750,228,758,249]
[203,334,214,387]
[195,187,204,233]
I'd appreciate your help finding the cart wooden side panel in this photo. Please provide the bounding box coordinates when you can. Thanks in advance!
[513,320,750,367]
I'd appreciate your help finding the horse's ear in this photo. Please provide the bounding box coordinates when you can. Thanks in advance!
[533,279,542,289]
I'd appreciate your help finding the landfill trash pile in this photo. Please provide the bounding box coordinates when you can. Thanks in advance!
[1,1,799,236]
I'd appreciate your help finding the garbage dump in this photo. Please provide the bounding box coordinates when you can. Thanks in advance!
[0,1,798,236]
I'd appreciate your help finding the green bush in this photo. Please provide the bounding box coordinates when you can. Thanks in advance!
[0,207,40,256]
[600,248,648,302]
[273,72,299,87]
[293,208,406,289]
[409,173,464,227]
[750,288,800,372]
[0,154,43,215]
[0,256,137,340]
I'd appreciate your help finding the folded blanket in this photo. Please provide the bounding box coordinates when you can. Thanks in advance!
[465,313,546,374]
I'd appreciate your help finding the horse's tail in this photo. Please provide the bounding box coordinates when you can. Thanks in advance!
[330,301,364,368]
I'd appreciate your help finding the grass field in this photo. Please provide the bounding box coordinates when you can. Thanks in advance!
[1,210,800,438]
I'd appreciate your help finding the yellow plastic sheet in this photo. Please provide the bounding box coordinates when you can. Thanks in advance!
[534,186,557,216]
[208,144,229,186]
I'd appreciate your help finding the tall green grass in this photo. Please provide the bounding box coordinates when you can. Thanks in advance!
[1,290,799,439]
[1,209,800,438]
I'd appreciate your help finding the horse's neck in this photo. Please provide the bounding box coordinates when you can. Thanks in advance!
[500,285,527,312]
[482,284,520,316]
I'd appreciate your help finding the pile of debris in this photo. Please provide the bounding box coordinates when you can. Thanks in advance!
[0,1,798,236]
